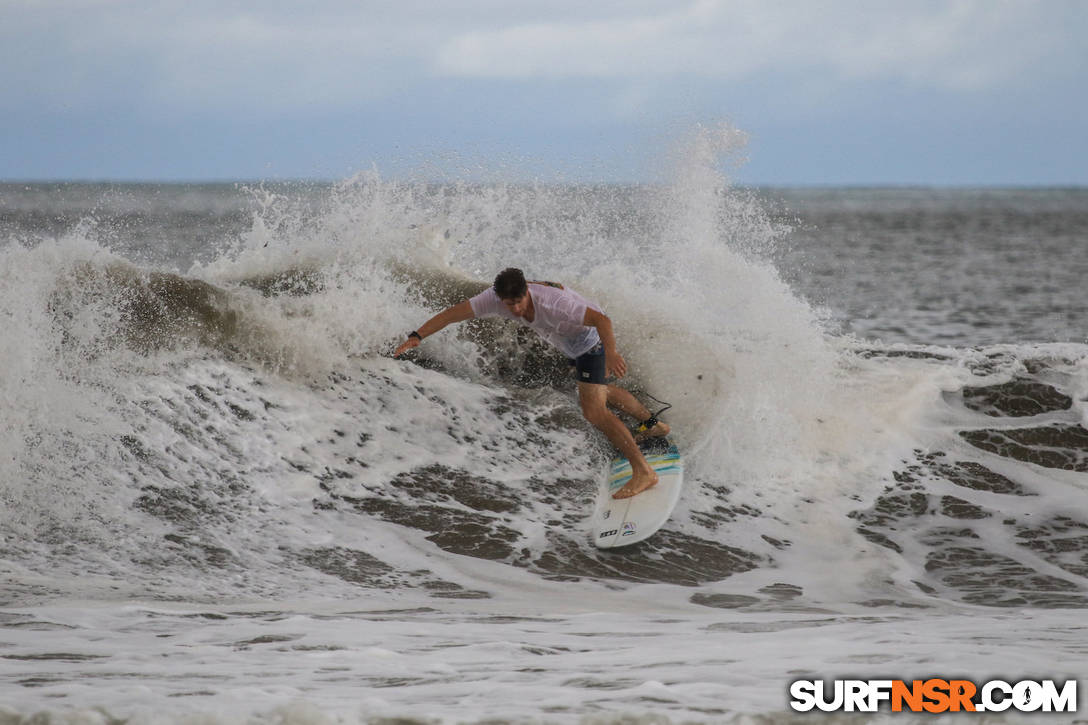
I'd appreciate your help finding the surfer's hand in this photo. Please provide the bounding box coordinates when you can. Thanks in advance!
[393,337,420,357]
[606,351,627,378]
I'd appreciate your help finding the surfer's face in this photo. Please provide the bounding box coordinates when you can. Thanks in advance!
[501,293,531,318]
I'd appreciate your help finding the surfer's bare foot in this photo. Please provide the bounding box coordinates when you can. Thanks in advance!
[612,471,659,499]
[634,420,670,442]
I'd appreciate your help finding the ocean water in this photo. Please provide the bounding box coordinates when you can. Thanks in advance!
[2,131,1088,723]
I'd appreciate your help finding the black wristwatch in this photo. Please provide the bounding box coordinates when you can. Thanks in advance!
[408,330,422,341]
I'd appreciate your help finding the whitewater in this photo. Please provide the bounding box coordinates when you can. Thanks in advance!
[2,127,1087,723]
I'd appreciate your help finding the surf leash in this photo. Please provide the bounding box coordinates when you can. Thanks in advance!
[638,392,673,433]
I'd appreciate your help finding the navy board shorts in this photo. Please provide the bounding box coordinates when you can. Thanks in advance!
[569,343,607,384]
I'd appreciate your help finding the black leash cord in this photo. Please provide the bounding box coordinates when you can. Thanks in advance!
[642,391,673,423]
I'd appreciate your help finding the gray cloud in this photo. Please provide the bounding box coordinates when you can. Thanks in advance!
[434,0,1081,92]
[2,0,1085,182]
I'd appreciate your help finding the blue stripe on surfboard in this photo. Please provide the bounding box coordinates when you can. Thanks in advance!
[613,459,678,476]
[609,464,683,483]
[608,465,683,490]
[611,452,680,466]
[610,452,680,472]
[609,466,681,481]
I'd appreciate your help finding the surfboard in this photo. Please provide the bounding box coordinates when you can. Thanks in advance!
[593,437,684,548]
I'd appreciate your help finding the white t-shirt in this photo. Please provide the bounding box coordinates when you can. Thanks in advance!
[469,283,603,359]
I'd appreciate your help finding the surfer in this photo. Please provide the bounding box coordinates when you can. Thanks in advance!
[394,267,670,499]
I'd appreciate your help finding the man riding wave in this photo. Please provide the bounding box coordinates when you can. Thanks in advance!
[394,267,670,499]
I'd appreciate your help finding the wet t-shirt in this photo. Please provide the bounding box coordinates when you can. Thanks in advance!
[468,283,603,359]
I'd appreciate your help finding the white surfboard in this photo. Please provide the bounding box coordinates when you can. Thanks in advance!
[593,437,684,548]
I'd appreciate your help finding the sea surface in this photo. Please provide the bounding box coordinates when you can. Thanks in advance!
[2,133,1088,723]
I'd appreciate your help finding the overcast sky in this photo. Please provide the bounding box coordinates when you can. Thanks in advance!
[2,0,1085,184]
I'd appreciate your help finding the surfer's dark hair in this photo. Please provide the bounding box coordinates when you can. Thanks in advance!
[493,268,528,300]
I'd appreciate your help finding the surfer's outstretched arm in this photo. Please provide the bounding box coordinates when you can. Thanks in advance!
[394,300,475,357]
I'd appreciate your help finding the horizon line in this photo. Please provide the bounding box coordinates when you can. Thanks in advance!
[3,178,1086,191]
